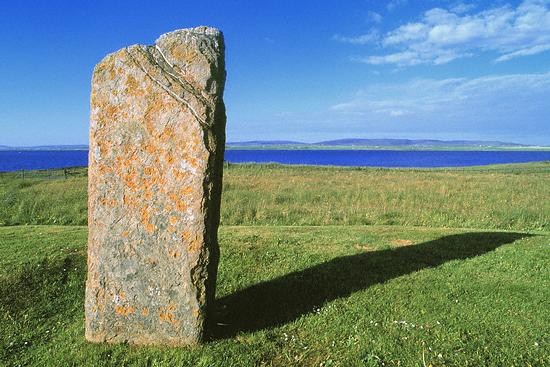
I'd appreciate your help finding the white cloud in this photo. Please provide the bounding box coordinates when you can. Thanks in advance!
[228,72,550,144]
[332,29,379,45]
[450,2,477,14]
[495,43,550,61]
[329,72,550,134]
[367,11,383,23]
[358,0,550,66]
[387,0,408,12]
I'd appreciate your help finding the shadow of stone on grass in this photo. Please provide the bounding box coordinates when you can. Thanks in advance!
[212,231,530,340]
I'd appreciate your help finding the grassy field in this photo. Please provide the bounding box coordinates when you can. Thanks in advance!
[0,163,549,366]
[1,225,548,366]
[1,162,549,230]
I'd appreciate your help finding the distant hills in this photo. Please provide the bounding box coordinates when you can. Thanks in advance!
[226,140,305,146]
[1,139,547,151]
[0,145,88,151]
[227,138,533,148]
[311,139,529,147]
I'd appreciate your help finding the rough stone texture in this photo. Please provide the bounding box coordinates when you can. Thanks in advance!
[85,26,226,346]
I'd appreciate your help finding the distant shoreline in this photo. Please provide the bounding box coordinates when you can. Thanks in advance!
[2,146,550,152]
[225,145,550,151]
[2,138,549,152]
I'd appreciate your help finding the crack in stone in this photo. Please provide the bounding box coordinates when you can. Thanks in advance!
[153,44,214,110]
[124,47,209,129]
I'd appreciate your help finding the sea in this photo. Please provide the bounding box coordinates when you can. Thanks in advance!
[1,150,550,172]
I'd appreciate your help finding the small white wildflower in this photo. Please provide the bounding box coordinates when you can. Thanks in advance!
[534,342,539,347]
[438,353,443,358]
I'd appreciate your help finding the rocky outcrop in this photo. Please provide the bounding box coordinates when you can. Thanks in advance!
[85,27,226,346]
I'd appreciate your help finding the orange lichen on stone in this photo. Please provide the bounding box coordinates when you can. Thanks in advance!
[168,192,187,211]
[159,312,179,326]
[180,230,191,242]
[95,288,106,312]
[171,46,198,65]
[155,174,167,186]
[125,75,145,97]
[140,208,150,225]
[115,305,136,316]
[141,308,150,316]
[158,305,180,327]
[180,186,193,197]
[175,199,187,211]
[145,223,155,233]
[144,145,155,154]
[165,154,175,165]
[171,168,188,181]
[159,126,175,142]
[169,216,178,225]
[100,198,117,207]
[122,171,138,189]
[140,208,155,233]
[98,164,111,175]
[106,105,121,119]
[188,239,201,252]
[107,64,116,79]
[167,249,181,258]
[188,156,200,169]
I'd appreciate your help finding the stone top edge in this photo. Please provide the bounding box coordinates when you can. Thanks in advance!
[155,26,223,44]
[93,26,223,75]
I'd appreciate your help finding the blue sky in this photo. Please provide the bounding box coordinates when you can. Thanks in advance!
[0,0,549,146]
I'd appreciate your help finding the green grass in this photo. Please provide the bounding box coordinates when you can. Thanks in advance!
[1,225,548,366]
[0,163,549,366]
[1,162,549,231]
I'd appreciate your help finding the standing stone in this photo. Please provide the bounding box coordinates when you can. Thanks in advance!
[85,27,226,346]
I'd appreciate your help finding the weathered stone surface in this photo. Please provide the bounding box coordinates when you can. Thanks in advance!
[85,26,226,346]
